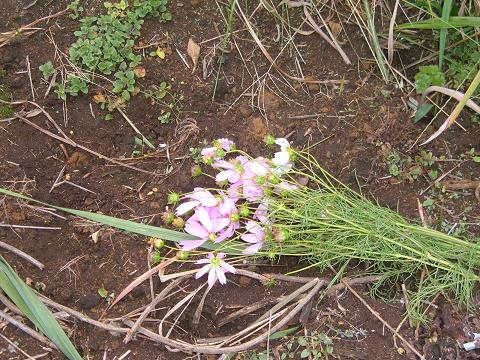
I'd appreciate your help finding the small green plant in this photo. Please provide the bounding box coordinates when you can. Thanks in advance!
[0,69,14,118]
[54,83,67,101]
[144,82,170,100]
[387,150,442,182]
[113,70,136,100]
[68,0,84,19]
[158,111,171,124]
[414,65,445,93]
[66,75,89,96]
[297,331,333,359]
[39,61,55,79]
[68,0,171,102]
[98,287,115,304]
[132,135,146,157]
[423,198,436,211]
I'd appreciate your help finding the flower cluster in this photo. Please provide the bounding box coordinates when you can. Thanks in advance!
[173,137,297,286]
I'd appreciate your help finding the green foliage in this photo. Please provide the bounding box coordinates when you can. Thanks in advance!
[144,82,170,100]
[0,256,83,360]
[68,0,171,101]
[39,61,55,79]
[388,150,442,182]
[66,75,89,96]
[0,69,14,118]
[132,135,146,157]
[414,65,445,93]
[158,111,171,124]
[447,31,480,88]
[297,331,333,359]
[54,83,67,101]
[68,0,84,19]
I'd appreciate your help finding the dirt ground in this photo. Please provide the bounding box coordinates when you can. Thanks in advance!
[0,1,479,359]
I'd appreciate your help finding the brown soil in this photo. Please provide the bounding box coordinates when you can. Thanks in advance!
[0,1,479,359]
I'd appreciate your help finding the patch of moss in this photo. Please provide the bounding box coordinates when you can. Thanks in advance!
[0,68,14,118]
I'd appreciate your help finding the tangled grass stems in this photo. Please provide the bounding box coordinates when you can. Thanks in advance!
[259,150,480,322]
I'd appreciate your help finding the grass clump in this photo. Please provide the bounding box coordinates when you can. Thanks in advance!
[263,151,480,323]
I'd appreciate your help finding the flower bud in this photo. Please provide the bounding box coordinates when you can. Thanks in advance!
[204,156,214,165]
[172,217,185,229]
[240,205,250,217]
[161,211,175,225]
[264,134,276,146]
[151,251,162,264]
[167,192,180,205]
[178,250,189,260]
[147,237,165,248]
[230,212,240,222]
[191,165,203,178]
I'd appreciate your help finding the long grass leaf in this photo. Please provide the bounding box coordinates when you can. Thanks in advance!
[439,0,452,69]
[0,187,196,242]
[0,187,245,254]
[398,16,480,30]
[363,0,388,81]
[421,68,480,144]
[0,256,83,360]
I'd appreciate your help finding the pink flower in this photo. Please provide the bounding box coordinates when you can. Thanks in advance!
[181,207,230,250]
[195,252,236,288]
[254,202,270,224]
[216,194,240,242]
[213,156,248,183]
[242,179,265,202]
[214,138,235,151]
[241,221,265,254]
[175,188,218,215]
[244,157,270,178]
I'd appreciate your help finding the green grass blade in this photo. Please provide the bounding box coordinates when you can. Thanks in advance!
[363,0,389,81]
[0,187,245,254]
[439,0,452,69]
[0,187,197,242]
[397,16,480,29]
[0,256,83,360]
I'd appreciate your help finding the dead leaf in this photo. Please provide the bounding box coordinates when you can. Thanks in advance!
[134,67,146,78]
[187,38,200,73]
[91,230,101,244]
[131,87,141,96]
[328,21,342,39]
[93,94,106,103]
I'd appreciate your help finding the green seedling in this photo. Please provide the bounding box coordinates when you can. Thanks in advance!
[414,65,445,94]
[39,61,55,79]
[68,0,84,19]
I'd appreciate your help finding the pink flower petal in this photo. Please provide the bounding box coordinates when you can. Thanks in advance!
[175,200,199,215]
[208,268,217,288]
[195,258,211,265]
[196,207,213,233]
[220,261,236,274]
[184,221,209,238]
[243,242,263,254]
[215,267,227,285]
[195,264,211,279]
[212,217,230,233]
[216,170,234,183]
[179,239,207,250]
[194,190,218,207]
[212,160,235,170]
[241,234,259,244]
